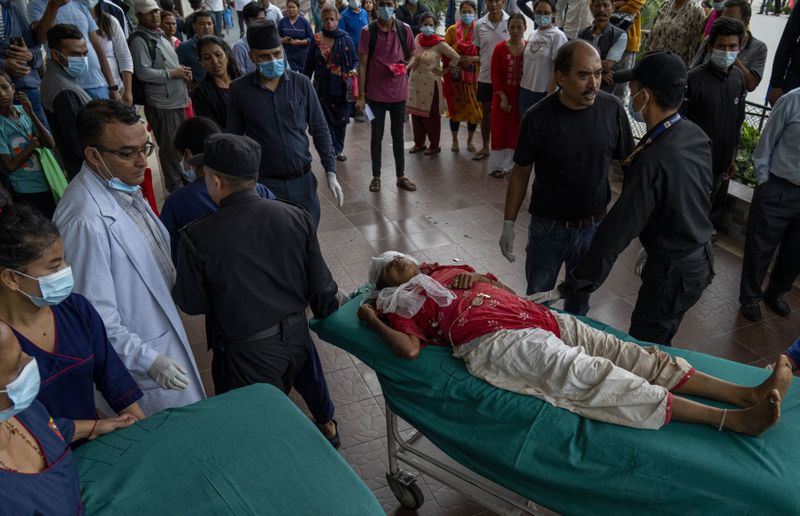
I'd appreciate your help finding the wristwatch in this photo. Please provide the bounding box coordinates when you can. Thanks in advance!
[108,84,119,91]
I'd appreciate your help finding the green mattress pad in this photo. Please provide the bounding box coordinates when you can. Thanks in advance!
[73,384,383,515]
[310,295,800,515]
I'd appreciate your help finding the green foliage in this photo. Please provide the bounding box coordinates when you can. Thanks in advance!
[734,123,759,188]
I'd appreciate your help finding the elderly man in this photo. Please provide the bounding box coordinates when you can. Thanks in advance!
[231,1,266,76]
[739,87,800,321]
[227,21,344,227]
[500,40,633,316]
[129,0,192,193]
[54,100,205,416]
[176,10,215,84]
[174,133,341,446]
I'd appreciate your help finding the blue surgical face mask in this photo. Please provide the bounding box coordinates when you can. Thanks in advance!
[460,13,474,24]
[378,6,394,20]
[96,153,142,194]
[0,360,41,422]
[407,0,417,4]
[712,0,725,9]
[181,161,198,182]
[14,266,74,307]
[420,25,435,36]
[629,89,646,123]
[58,52,89,78]
[534,14,551,26]
[82,0,99,9]
[349,0,360,8]
[258,58,285,79]
[710,49,738,69]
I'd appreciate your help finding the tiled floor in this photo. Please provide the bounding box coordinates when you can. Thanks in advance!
[177,117,799,515]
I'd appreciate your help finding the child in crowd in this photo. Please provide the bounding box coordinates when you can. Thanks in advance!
[0,72,57,218]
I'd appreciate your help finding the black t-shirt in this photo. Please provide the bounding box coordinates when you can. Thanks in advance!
[513,91,634,221]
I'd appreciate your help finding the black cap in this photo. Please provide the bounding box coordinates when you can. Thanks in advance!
[247,20,281,50]
[189,133,261,179]
[614,51,687,89]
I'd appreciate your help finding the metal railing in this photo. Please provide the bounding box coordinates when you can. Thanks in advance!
[630,100,772,141]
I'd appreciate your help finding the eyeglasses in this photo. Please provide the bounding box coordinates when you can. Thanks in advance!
[95,142,155,160]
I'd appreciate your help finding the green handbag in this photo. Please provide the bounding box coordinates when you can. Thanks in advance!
[35,147,69,202]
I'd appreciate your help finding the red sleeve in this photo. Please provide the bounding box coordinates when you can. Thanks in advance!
[484,272,499,281]
[491,42,505,94]
[386,313,428,343]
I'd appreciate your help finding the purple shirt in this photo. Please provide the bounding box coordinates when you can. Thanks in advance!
[358,20,415,103]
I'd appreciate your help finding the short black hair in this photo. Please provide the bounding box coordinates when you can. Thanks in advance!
[508,12,527,26]
[189,0,203,9]
[207,168,257,192]
[193,10,214,24]
[419,11,437,26]
[77,100,141,149]
[285,0,299,7]
[459,0,477,11]
[724,0,751,18]
[159,0,175,11]
[46,24,84,50]
[174,117,221,154]
[648,83,685,110]
[554,39,596,75]
[242,1,265,21]
[0,71,12,85]
[708,16,745,48]
[0,204,60,271]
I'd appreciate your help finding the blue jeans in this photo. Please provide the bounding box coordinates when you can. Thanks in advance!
[84,86,109,100]
[518,88,546,120]
[14,86,49,131]
[524,216,599,315]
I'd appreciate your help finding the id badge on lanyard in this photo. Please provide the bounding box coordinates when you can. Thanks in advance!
[621,113,682,169]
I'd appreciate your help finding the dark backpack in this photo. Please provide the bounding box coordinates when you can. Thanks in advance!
[128,31,158,106]
[366,19,412,72]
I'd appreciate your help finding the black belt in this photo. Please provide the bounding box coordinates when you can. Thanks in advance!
[554,209,607,229]
[228,312,307,345]
[283,163,312,181]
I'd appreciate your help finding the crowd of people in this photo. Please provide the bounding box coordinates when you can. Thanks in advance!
[1,0,800,511]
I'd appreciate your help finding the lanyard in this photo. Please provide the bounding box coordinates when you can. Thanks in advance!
[622,113,682,168]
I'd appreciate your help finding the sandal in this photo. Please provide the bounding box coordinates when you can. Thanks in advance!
[467,143,477,153]
[409,145,427,154]
[424,147,441,155]
[318,419,341,449]
[369,177,381,192]
[451,143,460,152]
[490,170,508,178]
[396,177,417,191]
[472,150,490,161]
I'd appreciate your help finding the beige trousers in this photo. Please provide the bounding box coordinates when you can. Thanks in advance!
[459,312,694,430]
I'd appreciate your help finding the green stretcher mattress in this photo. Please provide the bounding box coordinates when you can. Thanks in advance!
[73,384,383,515]
[310,295,800,515]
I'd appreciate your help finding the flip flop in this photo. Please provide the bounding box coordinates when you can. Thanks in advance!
[409,145,427,154]
[369,177,381,192]
[472,150,490,161]
[467,143,477,153]
[424,147,441,155]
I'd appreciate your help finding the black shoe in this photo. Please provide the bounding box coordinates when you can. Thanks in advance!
[336,153,347,162]
[765,295,791,317]
[740,303,762,322]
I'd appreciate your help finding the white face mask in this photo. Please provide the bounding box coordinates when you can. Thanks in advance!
[628,89,646,123]
[0,360,40,422]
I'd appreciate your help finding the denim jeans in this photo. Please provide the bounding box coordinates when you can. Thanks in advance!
[518,88,546,120]
[368,100,405,178]
[524,216,599,315]
[84,85,109,100]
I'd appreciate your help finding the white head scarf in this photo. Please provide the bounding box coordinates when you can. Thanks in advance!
[367,251,455,318]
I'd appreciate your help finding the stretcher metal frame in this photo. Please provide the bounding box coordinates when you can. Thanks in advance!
[384,404,555,515]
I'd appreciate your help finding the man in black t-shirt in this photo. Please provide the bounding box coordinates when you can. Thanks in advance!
[500,40,633,315]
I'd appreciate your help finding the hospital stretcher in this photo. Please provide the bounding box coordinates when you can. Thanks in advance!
[310,295,800,515]
[72,384,383,515]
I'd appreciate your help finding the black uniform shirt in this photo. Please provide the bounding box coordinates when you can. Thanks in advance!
[174,189,339,343]
[682,62,746,177]
[570,116,714,292]
[514,91,634,221]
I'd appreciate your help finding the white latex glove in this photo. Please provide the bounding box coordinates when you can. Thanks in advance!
[147,355,190,391]
[499,220,516,263]
[526,287,563,304]
[634,248,647,277]
[326,172,344,207]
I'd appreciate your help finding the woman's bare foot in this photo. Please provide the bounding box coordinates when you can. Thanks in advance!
[746,355,793,406]
[726,389,781,436]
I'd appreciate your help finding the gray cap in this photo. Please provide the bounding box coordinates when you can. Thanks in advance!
[189,133,261,179]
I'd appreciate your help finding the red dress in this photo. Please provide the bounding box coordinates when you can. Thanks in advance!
[490,40,524,151]
[386,264,560,348]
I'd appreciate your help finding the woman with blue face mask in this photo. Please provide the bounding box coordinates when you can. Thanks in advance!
[0,319,136,514]
[0,204,146,427]
[87,0,134,106]
[518,0,566,117]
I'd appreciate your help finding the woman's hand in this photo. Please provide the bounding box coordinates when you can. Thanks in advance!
[499,95,511,113]
[122,89,133,106]
[91,414,137,440]
[450,272,481,290]
[358,303,379,327]
[15,92,34,116]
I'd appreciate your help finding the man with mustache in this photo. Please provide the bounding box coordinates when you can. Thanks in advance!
[500,39,633,316]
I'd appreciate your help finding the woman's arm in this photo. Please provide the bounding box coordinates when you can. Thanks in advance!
[73,414,137,441]
[120,401,146,420]
[18,93,54,148]
[358,304,422,360]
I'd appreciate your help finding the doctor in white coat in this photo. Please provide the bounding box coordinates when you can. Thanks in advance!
[53,100,205,415]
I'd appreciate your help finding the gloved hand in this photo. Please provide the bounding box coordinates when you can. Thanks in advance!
[526,286,563,304]
[634,248,647,277]
[327,172,344,207]
[499,220,516,263]
[147,355,190,390]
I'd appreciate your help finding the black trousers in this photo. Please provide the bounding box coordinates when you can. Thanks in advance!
[710,175,729,228]
[739,175,800,305]
[630,244,714,346]
[368,100,405,177]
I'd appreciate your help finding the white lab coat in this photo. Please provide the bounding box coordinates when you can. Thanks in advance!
[53,165,205,415]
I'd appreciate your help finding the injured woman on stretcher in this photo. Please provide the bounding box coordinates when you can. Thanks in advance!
[357,252,793,436]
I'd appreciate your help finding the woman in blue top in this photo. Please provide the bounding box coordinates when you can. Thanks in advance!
[0,320,135,514]
[278,0,314,71]
[0,204,145,424]
[0,71,57,218]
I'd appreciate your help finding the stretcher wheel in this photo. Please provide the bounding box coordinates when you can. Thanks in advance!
[386,471,424,510]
